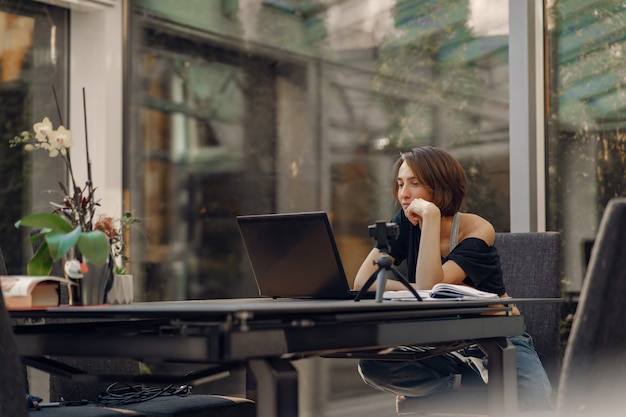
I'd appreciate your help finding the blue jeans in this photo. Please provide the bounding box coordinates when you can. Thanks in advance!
[358,333,553,412]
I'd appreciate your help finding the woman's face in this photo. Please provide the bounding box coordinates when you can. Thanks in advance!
[396,160,433,209]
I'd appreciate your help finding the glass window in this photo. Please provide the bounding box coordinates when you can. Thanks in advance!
[128,0,512,301]
[0,0,68,274]
[546,0,626,293]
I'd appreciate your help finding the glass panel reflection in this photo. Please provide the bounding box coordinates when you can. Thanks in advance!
[546,0,626,293]
[129,0,511,300]
[0,1,68,275]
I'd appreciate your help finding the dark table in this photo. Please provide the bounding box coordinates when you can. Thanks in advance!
[12,297,529,417]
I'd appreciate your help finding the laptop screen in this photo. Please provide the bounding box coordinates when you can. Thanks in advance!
[236,212,354,299]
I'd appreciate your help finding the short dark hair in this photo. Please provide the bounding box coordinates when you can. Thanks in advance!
[391,146,466,217]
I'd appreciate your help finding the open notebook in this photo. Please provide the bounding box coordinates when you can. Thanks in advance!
[236,211,373,299]
[384,283,499,301]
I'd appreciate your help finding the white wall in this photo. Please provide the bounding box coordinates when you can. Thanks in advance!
[68,0,124,221]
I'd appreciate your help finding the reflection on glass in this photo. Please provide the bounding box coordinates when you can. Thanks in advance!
[129,0,511,300]
[0,2,67,275]
[546,0,626,292]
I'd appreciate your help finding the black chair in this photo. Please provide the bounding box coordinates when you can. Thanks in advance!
[26,396,255,417]
[556,197,626,416]
[491,198,626,417]
[495,232,562,386]
[0,246,7,275]
[396,232,562,416]
[0,247,29,417]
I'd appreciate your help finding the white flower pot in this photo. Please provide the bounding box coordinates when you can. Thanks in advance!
[107,274,134,304]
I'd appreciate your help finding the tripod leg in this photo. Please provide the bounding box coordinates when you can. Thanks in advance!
[353,269,380,302]
[375,269,388,303]
[389,268,422,301]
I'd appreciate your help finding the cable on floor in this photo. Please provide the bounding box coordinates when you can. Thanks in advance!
[97,381,192,406]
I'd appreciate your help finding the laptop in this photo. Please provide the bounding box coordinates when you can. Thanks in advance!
[236,211,372,299]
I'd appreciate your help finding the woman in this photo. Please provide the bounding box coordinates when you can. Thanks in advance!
[353,146,552,411]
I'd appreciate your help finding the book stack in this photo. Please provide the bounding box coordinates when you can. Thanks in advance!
[1,275,68,310]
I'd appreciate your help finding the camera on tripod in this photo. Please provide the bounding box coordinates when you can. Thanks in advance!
[368,221,399,252]
[353,220,421,302]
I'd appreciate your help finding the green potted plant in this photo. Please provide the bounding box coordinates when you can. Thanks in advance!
[11,115,111,277]
[8,92,136,305]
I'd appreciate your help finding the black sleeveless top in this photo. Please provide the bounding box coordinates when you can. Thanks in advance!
[386,209,506,296]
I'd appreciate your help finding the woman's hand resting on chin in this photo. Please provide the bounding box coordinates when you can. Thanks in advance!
[404,198,440,227]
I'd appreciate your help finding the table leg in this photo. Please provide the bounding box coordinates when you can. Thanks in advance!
[480,337,518,417]
[247,358,298,417]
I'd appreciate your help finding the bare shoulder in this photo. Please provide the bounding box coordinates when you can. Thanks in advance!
[459,213,496,245]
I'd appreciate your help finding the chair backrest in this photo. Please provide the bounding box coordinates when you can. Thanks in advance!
[0,246,7,276]
[494,232,562,386]
[0,246,28,416]
[557,197,626,415]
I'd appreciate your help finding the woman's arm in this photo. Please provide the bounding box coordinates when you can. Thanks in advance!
[405,198,443,289]
[352,248,380,290]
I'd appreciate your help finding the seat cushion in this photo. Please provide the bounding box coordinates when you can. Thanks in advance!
[29,395,255,417]
[29,404,146,416]
[117,395,255,417]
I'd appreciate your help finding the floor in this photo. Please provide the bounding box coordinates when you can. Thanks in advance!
[325,392,397,417]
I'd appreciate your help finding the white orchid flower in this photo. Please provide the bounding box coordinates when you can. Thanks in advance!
[33,117,53,141]
[49,126,73,156]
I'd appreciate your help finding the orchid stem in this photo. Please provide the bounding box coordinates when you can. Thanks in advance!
[83,87,95,231]
[52,85,79,198]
